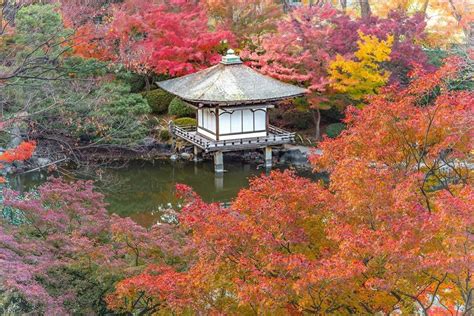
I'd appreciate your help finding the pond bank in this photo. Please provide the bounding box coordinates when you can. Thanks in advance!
[6,137,317,177]
[12,157,324,227]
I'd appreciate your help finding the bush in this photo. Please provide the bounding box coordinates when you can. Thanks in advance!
[281,109,314,130]
[142,89,175,114]
[117,71,147,93]
[173,117,196,127]
[325,123,346,138]
[321,106,345,121]
[87,82,151,145]
[159,129,171,141]
[168,97,195,118]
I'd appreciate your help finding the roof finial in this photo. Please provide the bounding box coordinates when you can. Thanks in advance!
[221,48,242,65]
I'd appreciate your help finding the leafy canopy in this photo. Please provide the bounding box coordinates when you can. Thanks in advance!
[106,57,473,315]
[329,31,394,100]
[101,0,233,76]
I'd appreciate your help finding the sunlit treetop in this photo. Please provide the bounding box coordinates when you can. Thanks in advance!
[328,31,394,100]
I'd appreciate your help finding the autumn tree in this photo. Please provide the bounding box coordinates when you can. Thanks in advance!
[204,0,283,50]
[250,5,430,138]
[329,31,393,100]
[358,0,371,18]
[370,0,473,46]
[0,178,189,314]
[357,10,431,84]
[313,56,473,314]
[249,4,360,139]
[102,0,233,81]
[0,141,36,183]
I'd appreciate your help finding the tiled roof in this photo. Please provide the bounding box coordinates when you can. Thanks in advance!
[157,59,306,105]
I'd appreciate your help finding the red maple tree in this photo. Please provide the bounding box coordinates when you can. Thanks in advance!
[100,0,233,76]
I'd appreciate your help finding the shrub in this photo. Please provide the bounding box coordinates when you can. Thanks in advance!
[117,70,147,93]
[321,106,345,121]
[325,123,345,138]
[88,82,151,145]
[281,109,314,130]
[168,97,195,118]
[143,89,175,114]
[173,117,196,127]
[159,129,171,141]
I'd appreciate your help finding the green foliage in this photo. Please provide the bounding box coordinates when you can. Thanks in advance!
[425,48,449,68]
[98,83,150,116]
[325,123,346,138]
[115,70,147,93]
[321,106,345,121]
[159,130,171,141]
[143,89,175,114]
[168,97,195,118]
[62,57,109,78]
[173,117,197,127]
[85,82,151,144]
[1,4,153,148]
[292,96,310,111]
[15,4,72,52]
[282,110,314,130]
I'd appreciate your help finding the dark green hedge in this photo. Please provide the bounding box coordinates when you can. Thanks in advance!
[281,110,314,130]
[325,123,346,138]
[168,97,195,118]
[142,89,174,114]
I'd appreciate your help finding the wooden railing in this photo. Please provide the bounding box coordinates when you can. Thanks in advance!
[170,124,208,148]
[170,123,295,152]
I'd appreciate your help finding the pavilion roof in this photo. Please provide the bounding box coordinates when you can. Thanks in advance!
[156,50,306,106]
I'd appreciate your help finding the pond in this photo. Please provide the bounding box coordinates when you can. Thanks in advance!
[11,160,323,227]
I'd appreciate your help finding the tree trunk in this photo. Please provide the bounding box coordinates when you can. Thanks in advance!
[340,0,347,13]
[420,0,430,15]
[465,284,473,316]
[311,107,321,141]
[0,1,4,32]
[447,0,472,47]
[144,74,151,91]
[359,0,371,19]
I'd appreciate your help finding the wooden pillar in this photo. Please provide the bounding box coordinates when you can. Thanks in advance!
[264,146,272,169]
[169,121,176,153]
[193,146,201,162]
[214,151,224,173]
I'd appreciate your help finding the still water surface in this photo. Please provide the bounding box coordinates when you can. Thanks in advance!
[12,160,321,226]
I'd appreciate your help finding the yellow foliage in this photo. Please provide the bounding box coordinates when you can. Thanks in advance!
[328,31,393,101]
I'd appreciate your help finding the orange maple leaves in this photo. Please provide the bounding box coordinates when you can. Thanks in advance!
[0,141,36,164]
[0,141,36,183]
[107,57,473,314]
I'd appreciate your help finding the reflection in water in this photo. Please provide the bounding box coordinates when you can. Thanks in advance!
[214,173,224,191]
[12,160,323,227]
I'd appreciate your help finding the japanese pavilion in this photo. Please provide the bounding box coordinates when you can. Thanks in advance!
[157,49,306,173]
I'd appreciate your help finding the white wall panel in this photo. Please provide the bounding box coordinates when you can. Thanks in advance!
[254,110,266,131]
[208,109,216,132]
[242,109,254,132]
[219,112,231,134]
[230,111,242,133]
